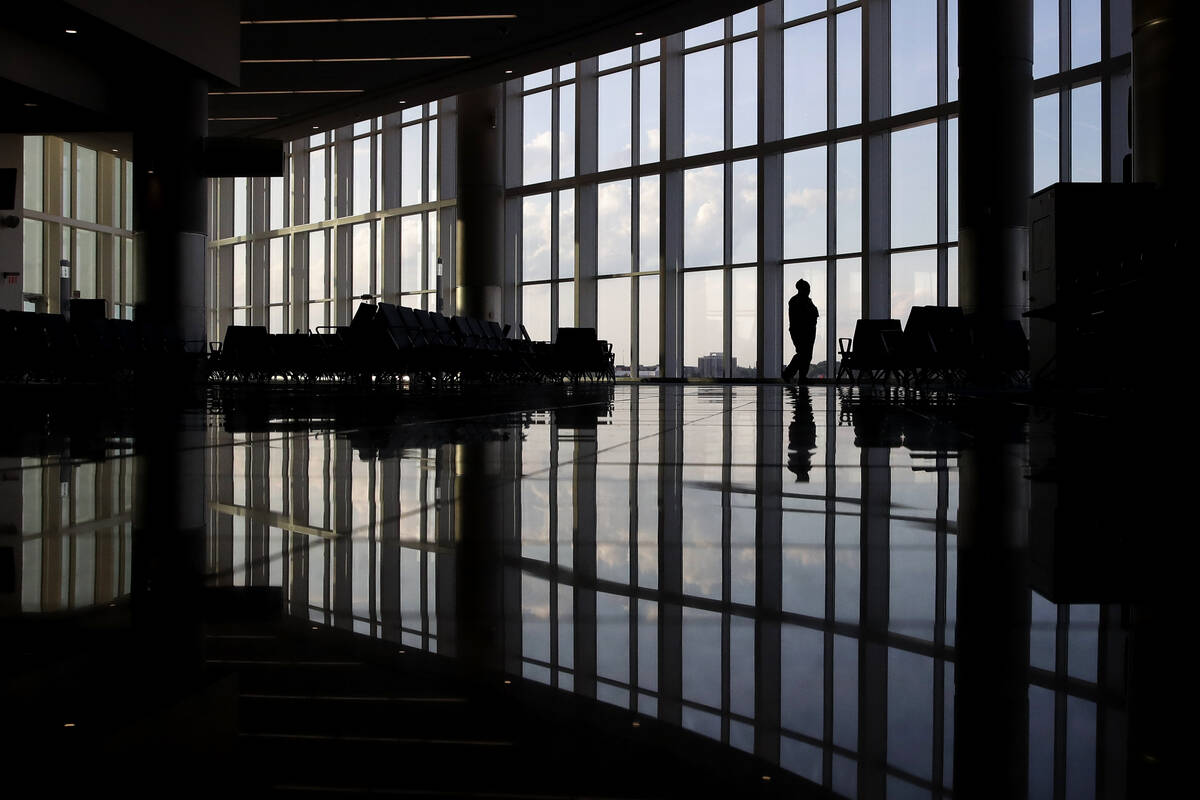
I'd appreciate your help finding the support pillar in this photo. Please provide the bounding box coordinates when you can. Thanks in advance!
[133,74,208,349]
[455,86,504,323]
[1131,1,1187,196]
[958,0,1033,322]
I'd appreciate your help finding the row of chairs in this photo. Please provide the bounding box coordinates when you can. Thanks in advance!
[836,307,1029,386]
[0,304,182,383]
[208,302,615,384]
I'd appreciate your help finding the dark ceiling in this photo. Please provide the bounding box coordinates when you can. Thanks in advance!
[3,0,758,145]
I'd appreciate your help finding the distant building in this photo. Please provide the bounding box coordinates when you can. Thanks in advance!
[697,353,736,378]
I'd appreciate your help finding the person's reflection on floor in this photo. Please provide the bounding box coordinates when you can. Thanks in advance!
[786,386,817,482]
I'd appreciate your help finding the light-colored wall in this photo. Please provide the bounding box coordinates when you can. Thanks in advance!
[0,134,22,310]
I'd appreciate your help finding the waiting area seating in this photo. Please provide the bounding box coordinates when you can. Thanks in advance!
[837,306,1029,386]
[0,301,186,384]
[207,302,615,384]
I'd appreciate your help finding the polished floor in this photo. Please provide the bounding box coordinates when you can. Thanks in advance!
[5,383,1169,797]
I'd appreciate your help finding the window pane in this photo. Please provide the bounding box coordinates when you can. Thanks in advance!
[598,180,632,276]
[598,71,633,171]
[309,149,326,223]
[733,9,757,35]
[837,9,862,127]
[524,69,552,91]
[947,246,958,307]
[891,123,937,248]
[948,117,959,238]
[401,125,422,206]
[76,146,97,223]
[639,176,659,271]
[426,210,438,295]
[61,143,71,216]
[522,194,551,282]
[784,20,827,137]
[124,161,133,230]
[353,137,371,215]
[401,215,422,292]
[784,146,827,260]
[427,121,438,201]
[523,283,551,341]
[639,64,660,164]
[1034,93,1060,192]
[785,0,825,20]
[684,166,723,267]
[232,176,247,236]
[732,267,757,376]
[837,139,861,254]
[639,274,659,376]
[233,243,247,307]
[76,229,96,298]
[558,281,574,330]
[524,89,552,184]
[269,237,285,304]
[309,230,326,301]
[23,136,43,212]
[598,277,632,375]
[1071,83,1102,182]
[684,20,723,49]
[683,270,724,377]
[732,160,757,264]
[560,84,576,178]
[1033,0,1059,78]
[891,0,937,114]
[270,176,285,229]
[947,0,959,102]
[732,39,757,148]
[24,218,43,294]
[891,249,938,325]
[685,47,724,156]
[598,48,632,70]
[352,222,371,297]
[1071,0,1101,68]
[558,189,575,279]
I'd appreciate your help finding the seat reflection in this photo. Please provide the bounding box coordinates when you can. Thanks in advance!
[203,384,1122,799]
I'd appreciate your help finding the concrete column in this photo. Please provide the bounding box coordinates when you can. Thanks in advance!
[957,0,1033,322]
[660,35,685,378]
[455,85,504,324]
[133,74,208,348]
[757,3,784,378]
[1132,1,1190,206]
[864,0,892,320]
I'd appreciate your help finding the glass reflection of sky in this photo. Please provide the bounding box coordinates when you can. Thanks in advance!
[201,386,1112,798]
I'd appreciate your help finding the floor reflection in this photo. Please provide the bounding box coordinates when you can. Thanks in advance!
[5,446,136,614]
[197,384,1124,799]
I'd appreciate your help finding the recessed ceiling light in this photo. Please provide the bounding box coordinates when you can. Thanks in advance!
[147,169,154,174]
[65,29,78,34]
[241,14,517,24]
[111,148,119,153]
[635,31,644,36]
[241,55,470,64]
[398,99,407,104]
[312,125,319,129]
[504,69,512,74]
[24,102,37,107]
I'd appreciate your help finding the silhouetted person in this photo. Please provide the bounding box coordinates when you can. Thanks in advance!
[786,386,817,482]
[782,279,819,384]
